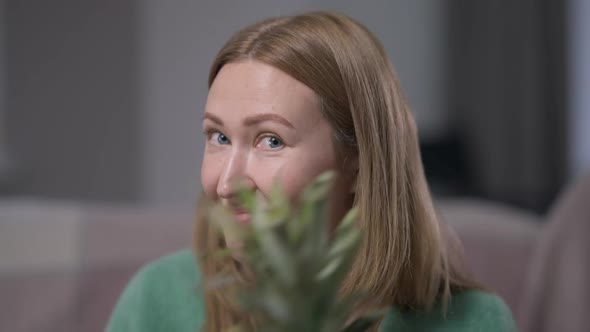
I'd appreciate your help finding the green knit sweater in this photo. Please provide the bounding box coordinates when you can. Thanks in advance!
[106,250,517,332]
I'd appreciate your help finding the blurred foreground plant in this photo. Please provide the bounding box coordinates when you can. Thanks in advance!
[207,172,382,332]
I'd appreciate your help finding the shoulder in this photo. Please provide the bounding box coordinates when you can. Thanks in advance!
[443,290,517,331]
[106,250,204,332]
[135,249,200,286]
[446,290,516,327]
[383,290,517,332]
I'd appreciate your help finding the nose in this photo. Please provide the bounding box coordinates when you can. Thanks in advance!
[217,149,255,200]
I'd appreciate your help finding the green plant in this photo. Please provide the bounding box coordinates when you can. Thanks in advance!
[208,172,382,332]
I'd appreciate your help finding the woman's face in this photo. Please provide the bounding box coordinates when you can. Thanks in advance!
[201,60,354,244]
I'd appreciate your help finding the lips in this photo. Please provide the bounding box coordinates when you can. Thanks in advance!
[234,211,251,225]
[226,204,251,225]
[223,197,257,225]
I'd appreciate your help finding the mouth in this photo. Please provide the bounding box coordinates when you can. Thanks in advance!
[231,208,251,225]
[223,198,257,225]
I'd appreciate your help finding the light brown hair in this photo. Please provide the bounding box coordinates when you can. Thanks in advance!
[194,11,480,331]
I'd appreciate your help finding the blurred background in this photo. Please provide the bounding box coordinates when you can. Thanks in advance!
[0,1,588,331]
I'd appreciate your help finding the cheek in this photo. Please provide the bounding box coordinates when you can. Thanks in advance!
[273,151,339,200]
[247,158,286,198]
[200,157,220,200]
[247,154,336,202]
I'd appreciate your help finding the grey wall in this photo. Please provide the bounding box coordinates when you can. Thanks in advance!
[140,0,449,207]
[569,0,590,176]
[4,1,584,207]
[2,1,449,206]
[0,0,6,176]
[5,1,141,201]
[0,0,4,128]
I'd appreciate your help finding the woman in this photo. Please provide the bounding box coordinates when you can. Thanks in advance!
[107,12,516,331]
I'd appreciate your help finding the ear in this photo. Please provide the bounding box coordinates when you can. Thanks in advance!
[349,173,358,193]
[343,152,359,193]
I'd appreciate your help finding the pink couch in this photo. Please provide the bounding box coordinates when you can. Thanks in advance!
[1,172,588,331]
[0,205,195,332]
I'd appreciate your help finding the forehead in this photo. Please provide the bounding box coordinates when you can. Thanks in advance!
[206,60,321,119]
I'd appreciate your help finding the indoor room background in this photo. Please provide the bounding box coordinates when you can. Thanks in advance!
[1,1,588,331]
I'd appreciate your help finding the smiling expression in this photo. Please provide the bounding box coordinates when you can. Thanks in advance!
[201,60,355,244]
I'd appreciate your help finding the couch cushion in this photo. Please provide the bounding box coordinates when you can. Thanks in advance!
[437,198,540,315]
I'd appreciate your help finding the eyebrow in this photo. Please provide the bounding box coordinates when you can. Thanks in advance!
[203,112,295,129]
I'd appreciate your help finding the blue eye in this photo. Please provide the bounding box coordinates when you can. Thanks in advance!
[262,136,283,150]
[211,132,230,145]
